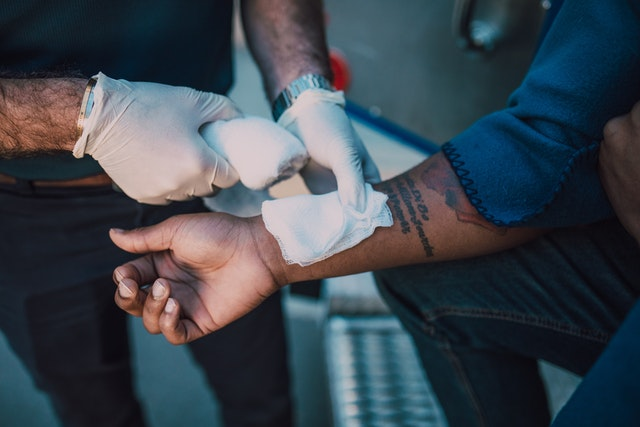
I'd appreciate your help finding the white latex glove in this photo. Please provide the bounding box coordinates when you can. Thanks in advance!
[277,89,381,210]
[74,72,241,205]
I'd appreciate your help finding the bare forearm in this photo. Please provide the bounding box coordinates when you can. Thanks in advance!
[259,152,547,285]
[240,0,332,101]
[0,77,86,157]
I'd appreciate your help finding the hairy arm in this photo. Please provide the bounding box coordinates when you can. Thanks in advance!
[239,0,332,101]
[0,77,86,157]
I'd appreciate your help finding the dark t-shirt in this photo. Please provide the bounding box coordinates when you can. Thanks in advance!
[0,0,233,179]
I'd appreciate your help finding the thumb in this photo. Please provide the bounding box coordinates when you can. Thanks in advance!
[361,151,382,184]
[109,222,175,254]
[198,127,240,190]
[333,157,367,209]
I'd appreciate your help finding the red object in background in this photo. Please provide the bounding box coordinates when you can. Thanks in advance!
[329,47,351,91]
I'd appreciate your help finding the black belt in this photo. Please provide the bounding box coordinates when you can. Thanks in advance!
[0,172,112,188]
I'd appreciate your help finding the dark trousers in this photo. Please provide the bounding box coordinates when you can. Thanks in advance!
[376,219,640,427]
[0,184,292,427]
[551,298,640,426]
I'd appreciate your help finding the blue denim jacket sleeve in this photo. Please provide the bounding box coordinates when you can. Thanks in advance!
[442,0,640,227]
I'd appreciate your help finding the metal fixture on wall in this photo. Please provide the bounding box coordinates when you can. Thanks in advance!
[324,0,548,143]
[454,0,552,52]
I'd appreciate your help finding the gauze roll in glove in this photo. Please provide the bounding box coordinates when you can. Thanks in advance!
[74,72,241,205]
[200,115,308,191]
[277,89,380,210]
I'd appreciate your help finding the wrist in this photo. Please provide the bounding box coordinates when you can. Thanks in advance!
[271,73,333,122]
[275,88,347,131]
[249,216,292,289]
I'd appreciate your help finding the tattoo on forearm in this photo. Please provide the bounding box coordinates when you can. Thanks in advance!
[381,177,434,258]
[385,185,410,234]
[421,159,506,235]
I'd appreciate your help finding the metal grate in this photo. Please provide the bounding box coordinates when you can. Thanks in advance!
[326,315,448,427]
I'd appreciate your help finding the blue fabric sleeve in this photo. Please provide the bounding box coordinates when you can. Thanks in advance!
[442,0,640,227]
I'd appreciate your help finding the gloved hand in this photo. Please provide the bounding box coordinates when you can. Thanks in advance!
[277,89,381,210]
[74,72,242,205]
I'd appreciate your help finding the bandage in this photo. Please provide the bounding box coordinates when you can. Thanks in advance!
[262,183,393,266]
[200,116,309,190]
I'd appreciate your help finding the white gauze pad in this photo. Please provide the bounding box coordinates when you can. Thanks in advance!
[262,183,393,266]
[200,116,309,190]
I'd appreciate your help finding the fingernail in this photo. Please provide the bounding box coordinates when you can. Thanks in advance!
[165,298,176,314]
[110,228,124,234]
[114,269,124,283]
[118,282,133,298]
[152,281,166,300]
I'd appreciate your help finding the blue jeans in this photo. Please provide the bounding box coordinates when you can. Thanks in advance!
[376,219,640,427]
[0,183,292,427]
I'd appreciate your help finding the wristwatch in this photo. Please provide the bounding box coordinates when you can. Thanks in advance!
[271,74,333,121]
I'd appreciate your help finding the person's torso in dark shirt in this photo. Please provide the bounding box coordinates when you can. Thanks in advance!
[0,0,233,179]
